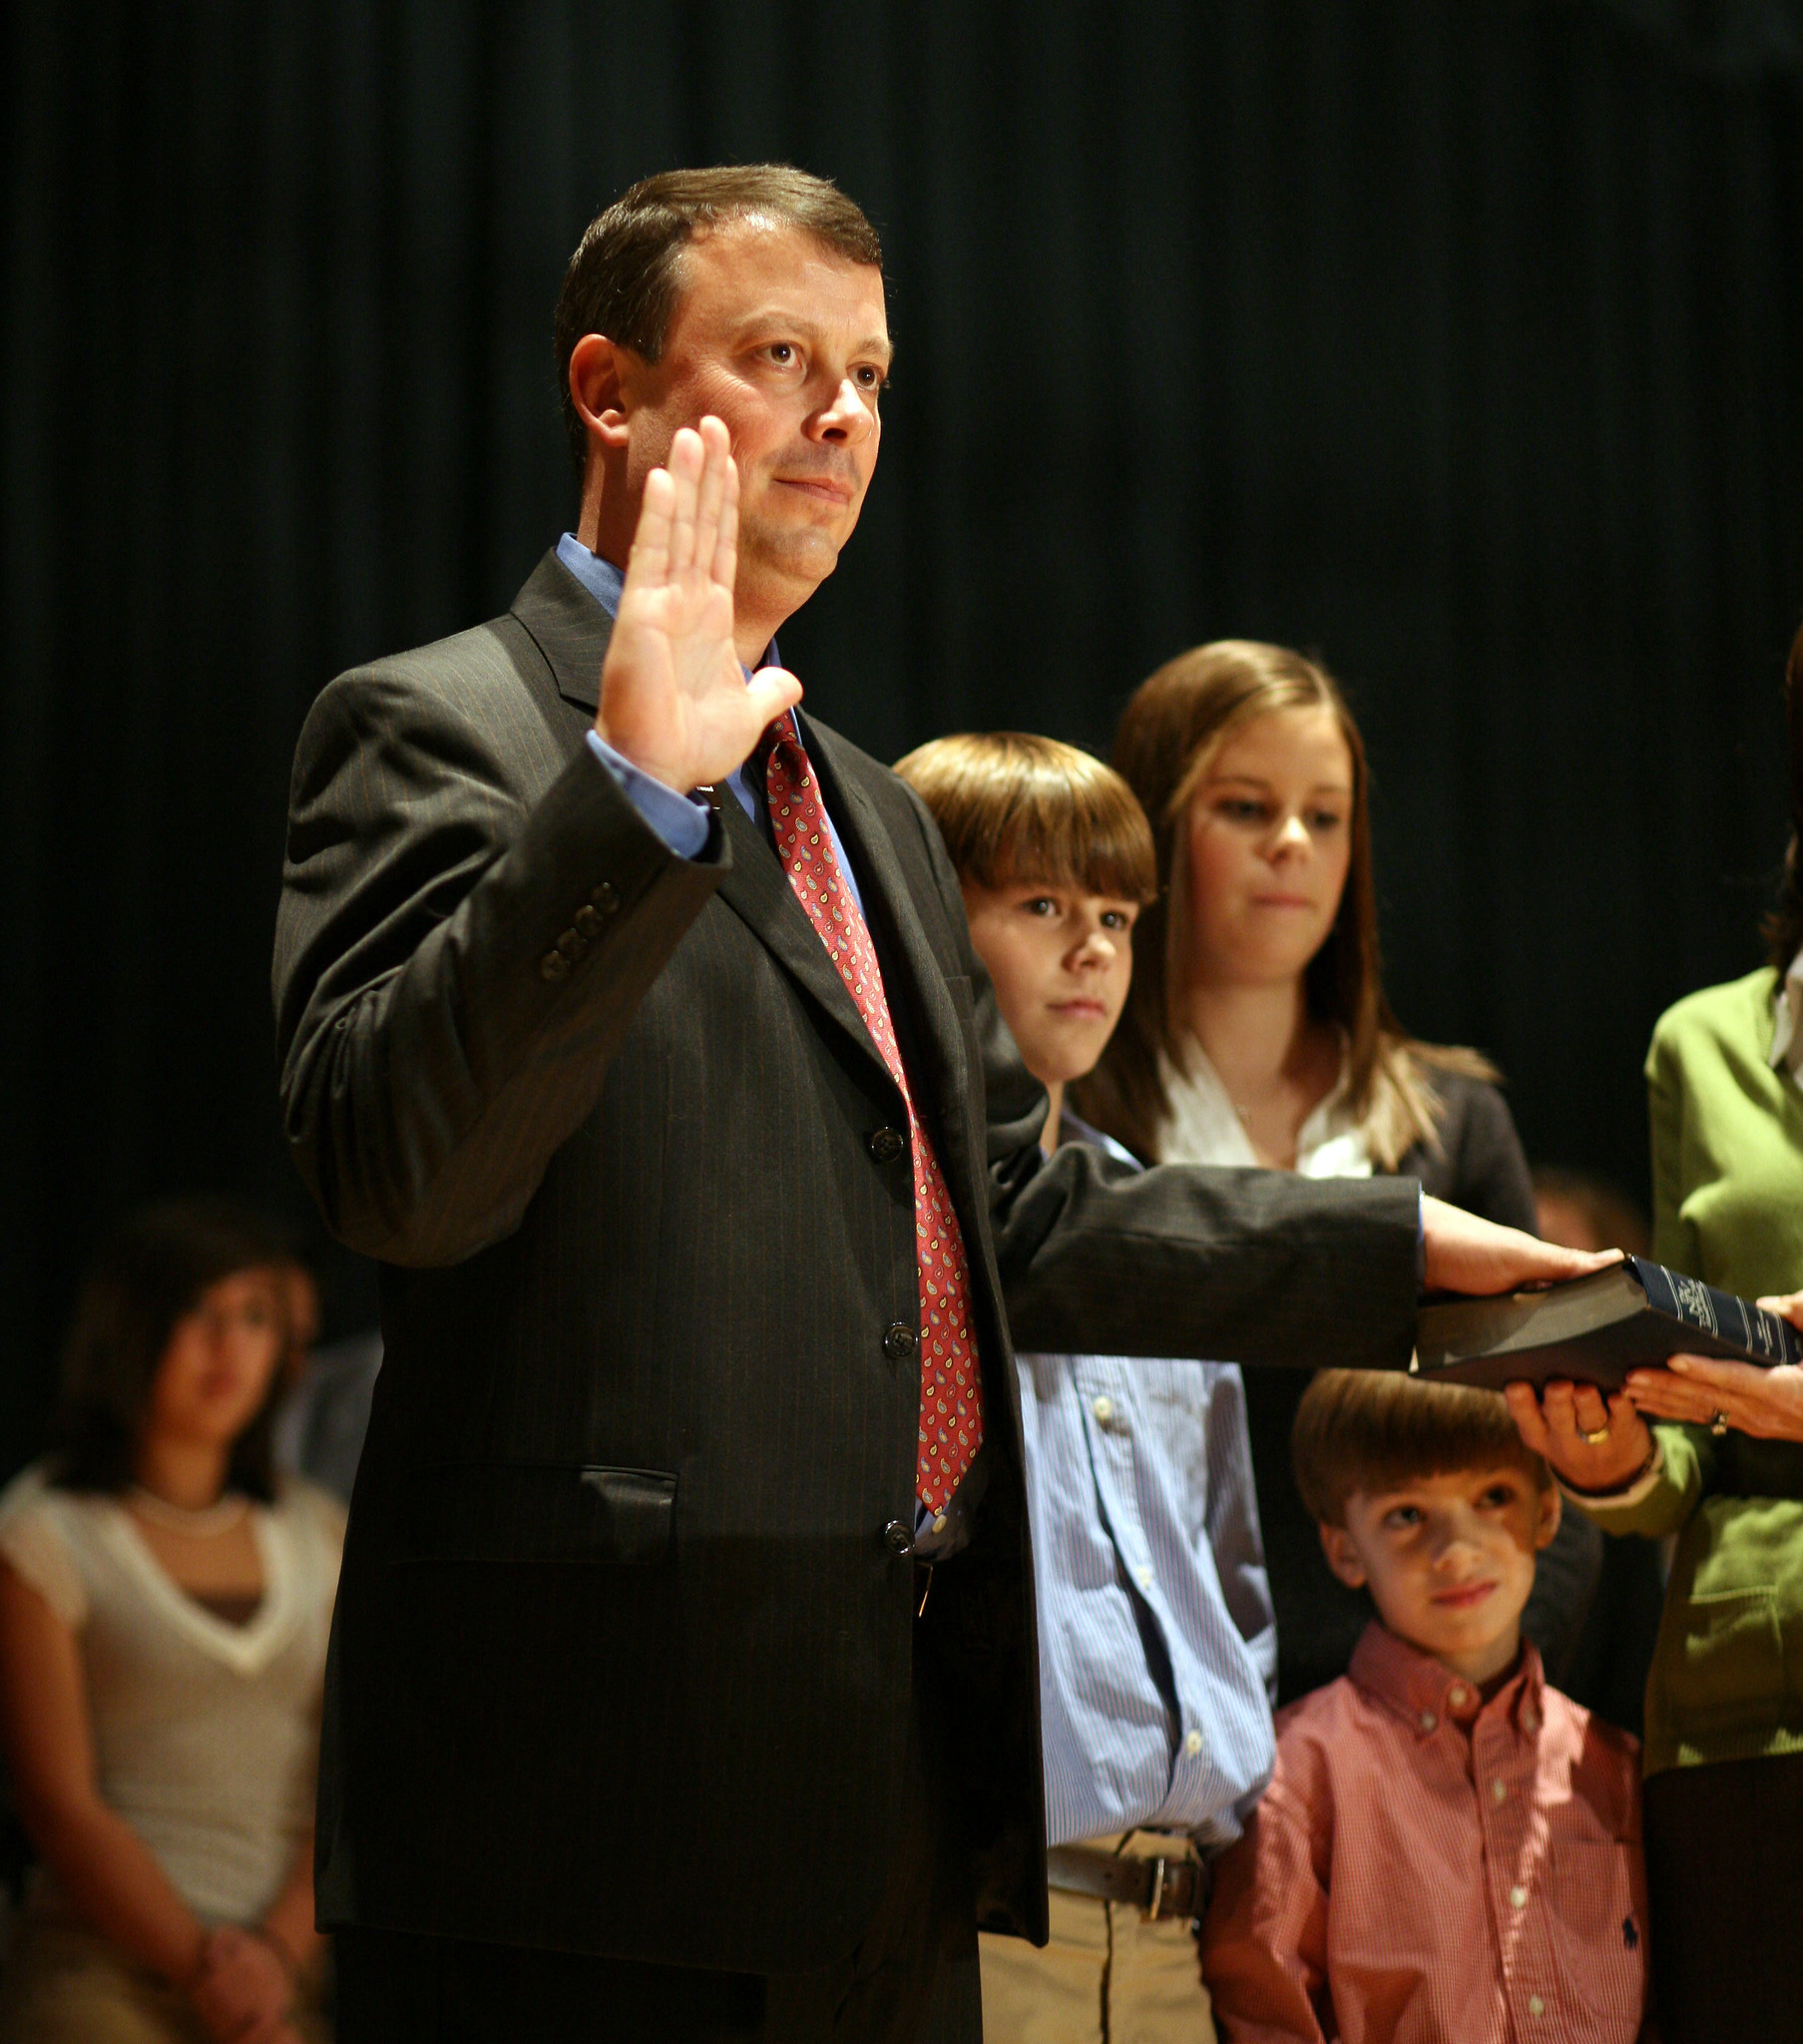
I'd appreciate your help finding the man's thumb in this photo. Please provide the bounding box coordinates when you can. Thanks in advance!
[746,666,804,727]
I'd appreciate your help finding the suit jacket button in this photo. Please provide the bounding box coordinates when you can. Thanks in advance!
[591,881,620,915]
[540,951,570,982]
[882,1519,914,1558]
[574,904,602,938]
[866,1128,906,1165]
[557,927,583,961]
[884,1323,918,1362]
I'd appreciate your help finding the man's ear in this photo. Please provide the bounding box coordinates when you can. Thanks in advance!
[568,333,635,451]
[1534,1483,1562,1553]
[1318,1520,1369,1590]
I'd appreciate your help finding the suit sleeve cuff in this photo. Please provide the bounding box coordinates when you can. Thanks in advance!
[586,730,710,860]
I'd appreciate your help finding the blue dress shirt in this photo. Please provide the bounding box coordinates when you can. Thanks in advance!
[1022,1117,1277,1850]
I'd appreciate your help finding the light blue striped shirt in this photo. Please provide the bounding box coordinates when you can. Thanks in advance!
[1024,1118,1277,1850]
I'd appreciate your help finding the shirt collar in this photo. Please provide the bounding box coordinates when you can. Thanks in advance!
[1056,1108,1141,1170]
[1769,947,1803,1077]
[556,531,780,673]
[556,531,624,615]
[1154,1033,1372,1179]
[1347,1618,1545,1742]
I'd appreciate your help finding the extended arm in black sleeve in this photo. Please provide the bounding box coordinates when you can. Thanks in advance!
[899,784,1422,1374]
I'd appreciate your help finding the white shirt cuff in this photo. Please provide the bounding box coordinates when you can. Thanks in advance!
[1558,1439,1666,1512]
[586,731,710,860]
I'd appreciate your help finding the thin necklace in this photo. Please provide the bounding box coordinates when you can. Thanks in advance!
[127,1485,249,1538]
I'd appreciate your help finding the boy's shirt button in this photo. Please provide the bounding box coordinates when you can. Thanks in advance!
[1528,1994,1546,2017]
[1447,1683,1470,1709]
[1418,1710,1437,1732]
[1510,1884,1529,1908]
[1091,1395,1114,1426]
[1184,1729,1203,1757]
[1492,1779,1508,1802]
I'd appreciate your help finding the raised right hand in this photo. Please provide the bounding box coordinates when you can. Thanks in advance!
[595,415,802,792]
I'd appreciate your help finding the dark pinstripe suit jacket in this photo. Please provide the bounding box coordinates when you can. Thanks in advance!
[273,550,1421,1974]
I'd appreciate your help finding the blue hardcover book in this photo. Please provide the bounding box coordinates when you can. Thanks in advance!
[1411,1257,1802,1391]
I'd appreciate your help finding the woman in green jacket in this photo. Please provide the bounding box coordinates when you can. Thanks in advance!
[1511,619,1803,2044]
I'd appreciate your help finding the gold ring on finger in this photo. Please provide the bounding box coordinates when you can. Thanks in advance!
[1710,1411,1730,1436]
[1578,1423,1611,1445]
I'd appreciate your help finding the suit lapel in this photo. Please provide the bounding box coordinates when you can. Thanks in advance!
[510,549,610,718]
[712,796,889,1075]
[804,724,971,1120]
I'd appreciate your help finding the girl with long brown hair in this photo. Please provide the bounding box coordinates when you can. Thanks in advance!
[1076,640,1606,1701]
[1078,640,1493,1175]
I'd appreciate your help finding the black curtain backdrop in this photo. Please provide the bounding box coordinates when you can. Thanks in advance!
[5,0,1802,1473]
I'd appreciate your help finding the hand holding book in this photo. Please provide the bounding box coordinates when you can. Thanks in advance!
[1415,1260,1803,1393]
[1417,1195,1620,1296]
[1623,1289,1803,1442]
[1417,1263,1803,1487]
[1506,1380,1657,1494]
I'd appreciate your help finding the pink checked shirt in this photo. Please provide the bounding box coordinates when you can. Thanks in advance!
[1200,1623,1651,2044]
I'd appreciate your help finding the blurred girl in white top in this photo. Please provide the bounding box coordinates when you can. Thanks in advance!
[0,1199,343,2044]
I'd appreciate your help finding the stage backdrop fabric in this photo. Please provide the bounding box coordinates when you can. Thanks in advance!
[3,0,1801,1472]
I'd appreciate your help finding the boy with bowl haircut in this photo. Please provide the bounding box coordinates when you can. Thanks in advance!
[1200,1369,1651,2043]
[897,732,1272,2044]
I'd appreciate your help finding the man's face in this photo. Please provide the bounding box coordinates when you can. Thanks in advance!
[1319,1465,1560,1688]
[617,220,890,631]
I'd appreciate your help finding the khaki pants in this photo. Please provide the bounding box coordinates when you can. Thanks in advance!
[0,1915,331,2044]
[979,1834,1216,2044]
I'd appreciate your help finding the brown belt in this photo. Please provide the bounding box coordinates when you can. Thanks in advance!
[1045,1842,1209,1923]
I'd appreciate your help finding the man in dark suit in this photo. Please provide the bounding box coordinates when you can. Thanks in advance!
[273,166,1604,2043]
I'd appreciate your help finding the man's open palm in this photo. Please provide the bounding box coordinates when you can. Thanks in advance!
[596,417,801,792]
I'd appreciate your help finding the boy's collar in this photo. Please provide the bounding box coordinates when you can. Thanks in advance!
[1055,1107,1140,1169]
[1348,1618,1547,1742]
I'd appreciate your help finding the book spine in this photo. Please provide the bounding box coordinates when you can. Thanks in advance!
[1742,1299,1803,1367]
[1640,1259,1803,1365]
[1637,1262,1719,1339]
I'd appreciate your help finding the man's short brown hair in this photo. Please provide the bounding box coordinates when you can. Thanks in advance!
[893,733,1157,904]
[1292,1368,1552,1527]
[553,165,884,474]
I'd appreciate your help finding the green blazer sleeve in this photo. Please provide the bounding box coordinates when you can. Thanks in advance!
[1574,1426,1709,1539]
[1576,1008,1731,1539]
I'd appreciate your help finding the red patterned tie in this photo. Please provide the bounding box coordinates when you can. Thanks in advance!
[762,713,984,1516]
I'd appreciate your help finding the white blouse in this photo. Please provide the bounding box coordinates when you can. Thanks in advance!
[0,1464,344,1924]
[1151,1040,1375,1178]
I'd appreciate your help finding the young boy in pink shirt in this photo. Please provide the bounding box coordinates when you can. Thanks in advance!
[1200,1368,1651,2044]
